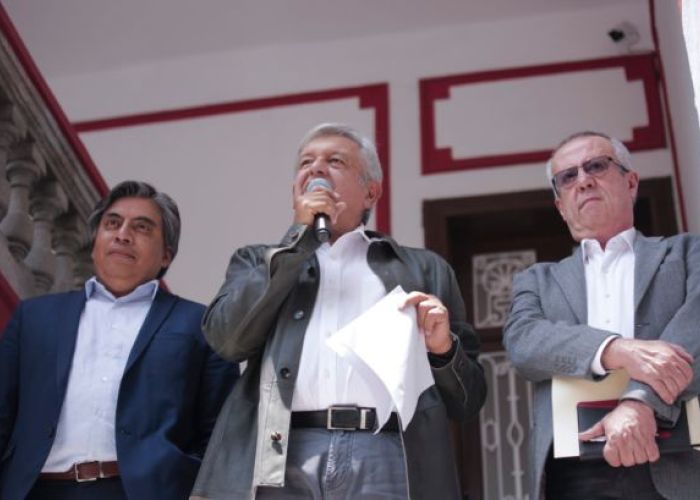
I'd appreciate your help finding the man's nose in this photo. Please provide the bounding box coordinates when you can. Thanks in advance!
[575,169,596,191]
[115,224,133,243]
[310,159,329,176]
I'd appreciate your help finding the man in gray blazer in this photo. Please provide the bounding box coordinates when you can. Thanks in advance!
[504,131,700,500]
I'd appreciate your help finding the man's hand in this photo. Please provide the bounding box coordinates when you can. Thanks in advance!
[579,399,660,467]
[400,292,453,355]
[292,177,346,227]
[602,338,693,404]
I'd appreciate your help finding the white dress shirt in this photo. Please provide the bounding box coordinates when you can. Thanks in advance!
[584,228,636,375]
[42,277,158,472]
[291,225,388,411]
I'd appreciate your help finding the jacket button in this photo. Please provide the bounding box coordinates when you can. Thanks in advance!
[293,310,304,320]
[270,432,283,442]
[280,367,291,379]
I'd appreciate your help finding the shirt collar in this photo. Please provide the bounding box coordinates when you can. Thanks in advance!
[581,227,636,263]
[85,276,160,303]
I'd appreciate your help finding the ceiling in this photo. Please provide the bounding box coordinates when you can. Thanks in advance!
[4,0,640,79]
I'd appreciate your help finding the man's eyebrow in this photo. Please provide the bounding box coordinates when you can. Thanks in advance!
[131,216,157,226]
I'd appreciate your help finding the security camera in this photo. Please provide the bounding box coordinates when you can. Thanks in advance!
[607,22,640,51]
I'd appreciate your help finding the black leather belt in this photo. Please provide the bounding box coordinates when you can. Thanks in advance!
[291,406,399,432]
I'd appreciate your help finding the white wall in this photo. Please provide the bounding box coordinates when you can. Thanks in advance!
[40,0,689,304]
[655,0,700,233]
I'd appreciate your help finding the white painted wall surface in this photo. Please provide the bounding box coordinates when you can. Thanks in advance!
[655,0,700,233]
[23,0,691,304]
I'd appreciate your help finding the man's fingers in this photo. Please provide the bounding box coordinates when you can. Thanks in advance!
[579,421,605,442]
[643,437,660,463]
[648,378,674,405]
[399,291,430,309]
[670,344,694,364]
[603,445,621,467]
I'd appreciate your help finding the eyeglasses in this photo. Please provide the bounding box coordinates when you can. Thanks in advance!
[551,156,629,193]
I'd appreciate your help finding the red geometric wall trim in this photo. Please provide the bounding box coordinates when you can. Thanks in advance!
[419,53,665,175]
[74,85,392,234]
[0,274,18,335]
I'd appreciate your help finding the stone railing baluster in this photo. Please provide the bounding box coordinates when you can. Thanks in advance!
[25,178,68,294]
[0,102,26,219]
[52,212,86,293]
[0,140,45,260]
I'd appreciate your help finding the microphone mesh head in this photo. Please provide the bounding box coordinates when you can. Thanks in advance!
[305,178,332,193]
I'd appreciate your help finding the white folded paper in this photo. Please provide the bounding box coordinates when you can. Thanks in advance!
[326,286,435,431]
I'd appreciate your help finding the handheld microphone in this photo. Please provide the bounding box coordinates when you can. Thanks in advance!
[305,178,332,243]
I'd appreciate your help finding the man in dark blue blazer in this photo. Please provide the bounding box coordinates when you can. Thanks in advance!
[0,180,238,500]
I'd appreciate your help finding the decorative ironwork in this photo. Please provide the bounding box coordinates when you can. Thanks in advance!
[472,250,536,329]
[480,351,533,500]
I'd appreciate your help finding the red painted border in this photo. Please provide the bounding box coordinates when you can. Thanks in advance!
[0,273,18,334]
[74,85,392,234]
[649,0,688,231]
[0,5,109,196]
[419,54,666,174]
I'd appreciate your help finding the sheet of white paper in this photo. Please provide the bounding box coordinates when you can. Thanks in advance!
[326,286,435,431]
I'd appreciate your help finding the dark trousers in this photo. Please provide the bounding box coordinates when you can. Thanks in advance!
[26,478,127,500]
[545,454,665,500]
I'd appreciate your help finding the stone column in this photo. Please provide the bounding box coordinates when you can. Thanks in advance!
[0,141,45,260]
[25,179,68,295]
[73,245,94,289]
[52,211,86,292]
[0,102,27,219]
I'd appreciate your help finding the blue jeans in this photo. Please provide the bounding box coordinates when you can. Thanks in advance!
[256,428,409,499]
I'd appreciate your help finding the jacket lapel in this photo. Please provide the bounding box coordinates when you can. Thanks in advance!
[634,233,666,311]
[123,288,177,374]
[551,248,587,324]
[56,292,88,393]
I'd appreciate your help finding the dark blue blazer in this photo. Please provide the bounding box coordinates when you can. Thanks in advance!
[0,287,239,500]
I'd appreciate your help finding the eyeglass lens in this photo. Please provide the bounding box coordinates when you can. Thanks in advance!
[554,157,612,190]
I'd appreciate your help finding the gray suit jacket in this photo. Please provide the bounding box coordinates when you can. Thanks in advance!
[504,232,700,500]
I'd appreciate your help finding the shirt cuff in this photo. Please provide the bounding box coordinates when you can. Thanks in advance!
[591,335,619,375]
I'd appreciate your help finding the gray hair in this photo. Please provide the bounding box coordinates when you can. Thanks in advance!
[88,180,180,278]
[545,131,633,196]
[296,123,383,183]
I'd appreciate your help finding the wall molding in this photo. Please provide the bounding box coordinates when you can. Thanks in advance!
[419,53,665,175]
[74,84,392,234]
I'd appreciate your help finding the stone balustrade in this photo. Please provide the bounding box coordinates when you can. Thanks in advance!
[0,25,103,299]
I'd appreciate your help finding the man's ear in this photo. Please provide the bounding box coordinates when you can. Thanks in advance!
[627,170,640,201]
[161,248,174,269]
[364,180,382,209]
[554,197,567,222]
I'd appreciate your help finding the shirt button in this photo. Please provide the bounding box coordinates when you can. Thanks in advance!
[293,310,305,320]
[270,432,283,442]
[101,376,108,382]
[280,368,291,379]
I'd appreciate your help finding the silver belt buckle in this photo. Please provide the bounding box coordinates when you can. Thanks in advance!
[326,406,372,430]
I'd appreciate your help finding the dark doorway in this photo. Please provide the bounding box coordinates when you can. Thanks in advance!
[423,177,678,500]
